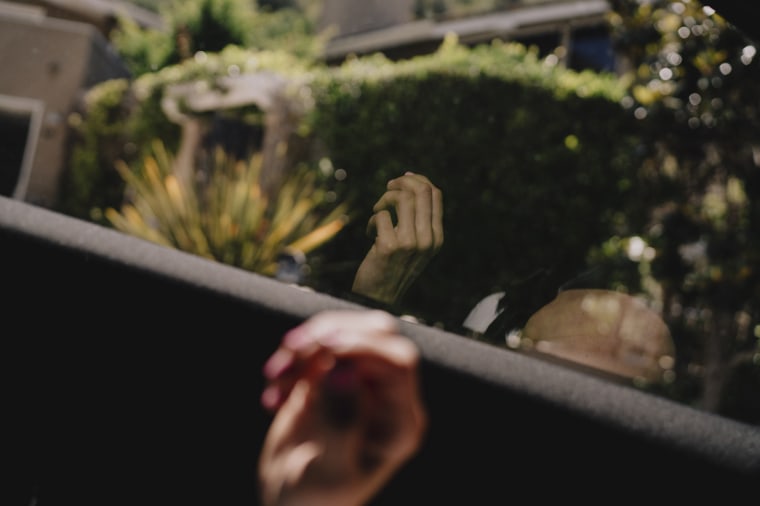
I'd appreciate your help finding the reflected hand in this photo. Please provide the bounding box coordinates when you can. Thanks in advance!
[259,310,427,506]
[352,172,444,305]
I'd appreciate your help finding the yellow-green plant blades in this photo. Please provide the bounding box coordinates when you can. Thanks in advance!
[106,139,350,277]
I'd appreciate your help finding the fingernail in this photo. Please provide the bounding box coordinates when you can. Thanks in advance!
[261,385,281,410]
[263,349,293,379]
[282,327,310,348]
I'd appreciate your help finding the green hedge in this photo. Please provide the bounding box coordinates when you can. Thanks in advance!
[60,38,648,334]
[306,39,647,332]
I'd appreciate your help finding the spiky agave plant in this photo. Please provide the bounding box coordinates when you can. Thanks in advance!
[105,139,350,277]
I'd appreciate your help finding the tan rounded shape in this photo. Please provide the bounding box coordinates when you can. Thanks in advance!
[522,289,675,383]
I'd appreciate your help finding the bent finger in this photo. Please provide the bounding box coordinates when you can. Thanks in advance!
[388,173,442,250]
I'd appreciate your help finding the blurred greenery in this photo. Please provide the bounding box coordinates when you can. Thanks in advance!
[56,0,759,423]
[306,37,643,335]
[105,139,350,275]
[112,0,324,76]
[606,0,760,420]
[58,79,137,223]
[58,43,315,223]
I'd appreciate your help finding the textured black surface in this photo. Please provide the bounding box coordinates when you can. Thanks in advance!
[2,195,759,505]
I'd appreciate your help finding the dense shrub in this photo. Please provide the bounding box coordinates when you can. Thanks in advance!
[112,0,323,77]
[306,37,646,332]
[58,46,313,222]
[62,36,647,334]
[58,79,145,223]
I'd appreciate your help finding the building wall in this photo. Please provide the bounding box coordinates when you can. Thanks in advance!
[319,0,415,37]
[0,11,128,207]
[320,0,613,72]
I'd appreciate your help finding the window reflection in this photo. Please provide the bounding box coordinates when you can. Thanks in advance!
[1,0,758,426]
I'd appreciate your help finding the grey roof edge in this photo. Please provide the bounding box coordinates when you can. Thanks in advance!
[324,0,609,58]
[0,2,101,36]
[35,0,163,29]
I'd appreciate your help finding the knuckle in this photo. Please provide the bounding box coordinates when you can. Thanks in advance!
[376,238,396,253]
[398,191,415,205]
[397,238,417,251]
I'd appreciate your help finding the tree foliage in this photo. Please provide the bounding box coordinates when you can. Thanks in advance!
[111,0,323,76]
[306,38,643,334]
[61,0,759,424]
[607,0,760,421]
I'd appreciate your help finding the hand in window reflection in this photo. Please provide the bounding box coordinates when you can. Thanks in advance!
[352,172,444,306]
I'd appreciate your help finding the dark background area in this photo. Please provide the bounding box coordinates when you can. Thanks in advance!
[0,110,29,196]
[3,195,758,505]
[710,1,760,43]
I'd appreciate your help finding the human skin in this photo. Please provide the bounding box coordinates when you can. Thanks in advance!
[258,310,428,506]
[352,172,444,306]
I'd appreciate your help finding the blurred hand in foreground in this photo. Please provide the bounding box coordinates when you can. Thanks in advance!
[258,309,427,506]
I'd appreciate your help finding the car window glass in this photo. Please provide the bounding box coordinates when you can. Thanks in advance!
[1,0,757,426]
